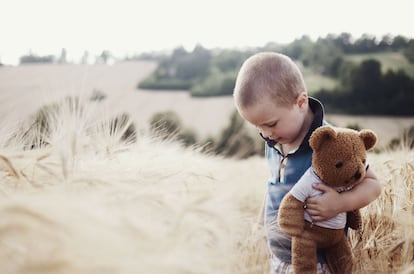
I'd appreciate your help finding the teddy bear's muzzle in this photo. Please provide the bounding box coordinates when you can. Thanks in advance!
[354,171,362,180]
[343,170,363,185]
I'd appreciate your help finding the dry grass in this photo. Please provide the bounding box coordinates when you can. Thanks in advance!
[0,97,413,274]
[350,150,414,274]
[0,63,413,273]
[0,98,270,274]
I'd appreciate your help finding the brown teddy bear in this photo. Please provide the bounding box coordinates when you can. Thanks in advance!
[277,125,377,274]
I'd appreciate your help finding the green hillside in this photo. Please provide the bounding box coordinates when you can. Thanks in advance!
[345,52,414,77]
[271,51,414,95]
[301,66,338,94]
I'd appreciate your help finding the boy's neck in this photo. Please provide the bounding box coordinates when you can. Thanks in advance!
[281,107,314,155]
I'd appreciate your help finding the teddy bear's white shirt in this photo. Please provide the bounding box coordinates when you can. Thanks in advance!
[289,168,347,229]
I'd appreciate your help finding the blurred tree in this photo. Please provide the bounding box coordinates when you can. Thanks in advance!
[81,50,90,64]
[20,53,55,64]
[391,35,409,51]
[58,48,67,64]
[212,50,250,73]
[212,111,260,159]
[284,35,313,60]
[330,32,353,53]
[301,38,344,75]
[353,34,377,53]
[381,69,414,115]
[351,59,382,95]
[316,58,414,115]
[96,50,112,64]
[337,60,357,90]
[171,46,188,61]
[139,45,211,91]
[149,111,197,146]
[176,45,211,80]
[89,89,107,102]
[403,39,414,64]
[378,34,393,51]
[191,68,237,97]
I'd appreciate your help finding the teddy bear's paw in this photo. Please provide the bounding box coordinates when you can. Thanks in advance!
[346,210,362,230]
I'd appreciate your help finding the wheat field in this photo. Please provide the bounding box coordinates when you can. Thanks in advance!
[0,95,413,274]
[0,62,413,273]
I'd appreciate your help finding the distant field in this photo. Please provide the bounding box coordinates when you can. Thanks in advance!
[0,61,413,148]
[345,51,414,77]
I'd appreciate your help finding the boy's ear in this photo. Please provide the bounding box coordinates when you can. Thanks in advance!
[296,92,308,109]
[359,129,377,150]
[309,126,337,151]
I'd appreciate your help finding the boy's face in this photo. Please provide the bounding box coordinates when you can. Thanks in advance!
[239,94,308,146]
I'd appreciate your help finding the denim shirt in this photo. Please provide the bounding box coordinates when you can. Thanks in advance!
[263,97,327,263]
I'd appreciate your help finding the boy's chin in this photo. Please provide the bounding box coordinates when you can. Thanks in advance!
[276,138,287,144]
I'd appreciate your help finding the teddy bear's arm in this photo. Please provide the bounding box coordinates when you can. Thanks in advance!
[278,194,306,236]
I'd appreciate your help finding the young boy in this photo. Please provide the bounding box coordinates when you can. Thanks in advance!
[233,52,381,274]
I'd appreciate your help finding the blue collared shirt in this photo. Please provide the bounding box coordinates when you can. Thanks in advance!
[263,97,328,263]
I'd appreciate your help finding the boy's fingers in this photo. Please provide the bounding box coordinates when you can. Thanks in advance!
[305,196,320,206]
[311,215,322,222]
[305,208,318,215]
[304,199,315,208]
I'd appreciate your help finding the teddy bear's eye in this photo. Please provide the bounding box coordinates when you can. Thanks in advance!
[362,159,366,164]
[335,162,343,168]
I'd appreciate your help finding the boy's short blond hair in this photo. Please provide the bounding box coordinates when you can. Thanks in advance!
[233,52,307,110]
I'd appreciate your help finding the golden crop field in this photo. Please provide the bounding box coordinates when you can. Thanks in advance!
[0,100,412,273]
[0,62,413,273]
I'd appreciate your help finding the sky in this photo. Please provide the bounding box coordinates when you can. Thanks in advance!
[1,0,413,65]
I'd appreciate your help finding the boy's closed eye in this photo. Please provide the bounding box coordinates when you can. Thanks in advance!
[262,121,278,128]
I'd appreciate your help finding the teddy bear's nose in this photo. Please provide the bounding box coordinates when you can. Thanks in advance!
[354,171,362,180]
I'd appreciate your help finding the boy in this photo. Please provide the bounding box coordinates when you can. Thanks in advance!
[233,52,381,273]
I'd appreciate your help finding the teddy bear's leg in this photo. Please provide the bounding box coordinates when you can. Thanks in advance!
[325,237,353,274]
[292,234,317,274]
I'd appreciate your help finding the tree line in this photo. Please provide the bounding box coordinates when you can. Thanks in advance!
[138,33,414,115]
[315,59,414,115]
[18,49,114,65]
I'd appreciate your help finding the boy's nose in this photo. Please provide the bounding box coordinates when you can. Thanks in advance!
[260,129,272,139]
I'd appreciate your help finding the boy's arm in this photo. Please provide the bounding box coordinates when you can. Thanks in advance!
[305,168,381,222]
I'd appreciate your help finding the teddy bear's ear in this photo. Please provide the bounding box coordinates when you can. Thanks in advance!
[359,129,377,150]
[309,126,337,151]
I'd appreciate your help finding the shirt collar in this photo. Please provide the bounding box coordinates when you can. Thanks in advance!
[297,97,325,153]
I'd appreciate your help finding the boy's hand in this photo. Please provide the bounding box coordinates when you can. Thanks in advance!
[305,183,342,222]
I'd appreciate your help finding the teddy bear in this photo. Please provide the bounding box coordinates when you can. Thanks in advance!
[277,125,377,274]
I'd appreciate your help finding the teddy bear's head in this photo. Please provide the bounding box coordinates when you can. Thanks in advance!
[309,126,377,189]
